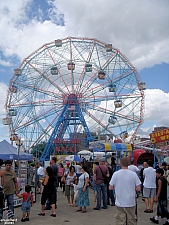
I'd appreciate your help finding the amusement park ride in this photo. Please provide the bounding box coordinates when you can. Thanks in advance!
[3,37,146,162]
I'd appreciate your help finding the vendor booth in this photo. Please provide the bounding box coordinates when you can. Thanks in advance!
[0,140,33,161]
[0,140,34,208]
[93,142,132,166]
[93,142,132,152]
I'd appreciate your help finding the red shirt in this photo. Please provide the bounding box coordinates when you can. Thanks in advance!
[22,192,33,202]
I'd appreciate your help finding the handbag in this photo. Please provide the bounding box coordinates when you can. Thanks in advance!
[99,166,109,185]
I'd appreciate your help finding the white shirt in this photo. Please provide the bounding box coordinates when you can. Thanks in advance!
[128,165,139,173]
[37,166,44,176]
[110,169,141,207]
[74,165,82,174]
[65,172,76,185]
[73,184,78,193]
[78,172,89,188]
[143,167,156,188]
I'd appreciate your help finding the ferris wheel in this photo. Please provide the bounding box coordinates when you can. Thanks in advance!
[3,37,145,160]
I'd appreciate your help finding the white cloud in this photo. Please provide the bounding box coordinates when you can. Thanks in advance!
[53,0,169,69]
[136,89,169,137]
[0,0,168,69]
[144,89,169,125]
[0,59,11,67]
[0,82,8,115]
[0,82,10,141]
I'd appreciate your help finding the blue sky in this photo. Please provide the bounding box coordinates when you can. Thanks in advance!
[0,0,169,145]
[139,63,169,93]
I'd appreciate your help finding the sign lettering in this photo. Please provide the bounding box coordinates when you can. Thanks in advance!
[150,128,169,143]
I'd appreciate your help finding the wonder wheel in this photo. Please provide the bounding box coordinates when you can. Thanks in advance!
[3,37,145,161]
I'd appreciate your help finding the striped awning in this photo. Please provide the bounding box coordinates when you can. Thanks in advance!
[93,142,132,152]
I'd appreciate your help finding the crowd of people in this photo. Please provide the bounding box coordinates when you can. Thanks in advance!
[1,155,169,224]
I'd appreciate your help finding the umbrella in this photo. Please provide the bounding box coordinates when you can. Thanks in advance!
[65,155,81,162]
[77,150,92,155]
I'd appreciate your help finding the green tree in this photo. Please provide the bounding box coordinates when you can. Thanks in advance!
[30,142,46,159]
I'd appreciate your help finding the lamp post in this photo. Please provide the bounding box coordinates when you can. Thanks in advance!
[97,127,101,141]
[15,138,23,177]
[153,144,156,168]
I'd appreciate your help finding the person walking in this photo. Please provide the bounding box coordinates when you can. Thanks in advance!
[45,157,58,210]
[37,162,45,194]
[140,162,148,197]
[128,159,140,174]
[109,157,141,225]
[143,160,156,213]
[93,159,109,210]
[63,166,76,206]
[3,160,19,216]
[150,168,169,224]
[16,185,34,222]
[105,161,115,206]
[57,163,65,191]
[76,165,90,213]
[111,153,116,174]
[38,166,56,217]
[62,162,70,193]
[161,162,167,177]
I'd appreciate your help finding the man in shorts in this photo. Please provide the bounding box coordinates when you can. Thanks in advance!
[109,157,141,225]
[143,160,156,213]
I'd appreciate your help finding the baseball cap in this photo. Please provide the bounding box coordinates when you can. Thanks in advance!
[66,161,70,165]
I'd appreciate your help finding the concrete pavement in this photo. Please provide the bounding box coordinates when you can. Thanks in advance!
[7,188,168,225]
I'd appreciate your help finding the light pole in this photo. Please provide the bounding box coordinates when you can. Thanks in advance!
[97,127,101,141]
[15,138,23,177]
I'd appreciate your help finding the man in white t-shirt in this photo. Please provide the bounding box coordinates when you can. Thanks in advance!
[143,160,156,213]
[128,159,140,174]
[37,162,45,194]
[109,157,141,225]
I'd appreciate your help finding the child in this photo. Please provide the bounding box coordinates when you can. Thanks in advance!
[17,185,34,222]
[150,168,169,225]
[72,178,79,206]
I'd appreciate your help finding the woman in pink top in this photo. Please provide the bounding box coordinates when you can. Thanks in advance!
[58,163,65,190]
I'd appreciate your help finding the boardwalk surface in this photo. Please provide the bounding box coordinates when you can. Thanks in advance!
[7,188,167,225]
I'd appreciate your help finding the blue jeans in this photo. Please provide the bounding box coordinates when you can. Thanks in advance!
[96,182,107,209]
[4,194,14,214]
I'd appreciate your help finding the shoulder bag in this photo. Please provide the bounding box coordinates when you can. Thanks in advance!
[99,166,109,185]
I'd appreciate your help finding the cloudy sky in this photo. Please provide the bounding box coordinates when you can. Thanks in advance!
[0,0,169,143]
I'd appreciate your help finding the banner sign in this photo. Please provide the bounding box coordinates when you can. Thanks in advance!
[150,128,169,144]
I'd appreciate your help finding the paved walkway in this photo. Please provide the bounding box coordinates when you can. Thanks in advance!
[8,188,168,225]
